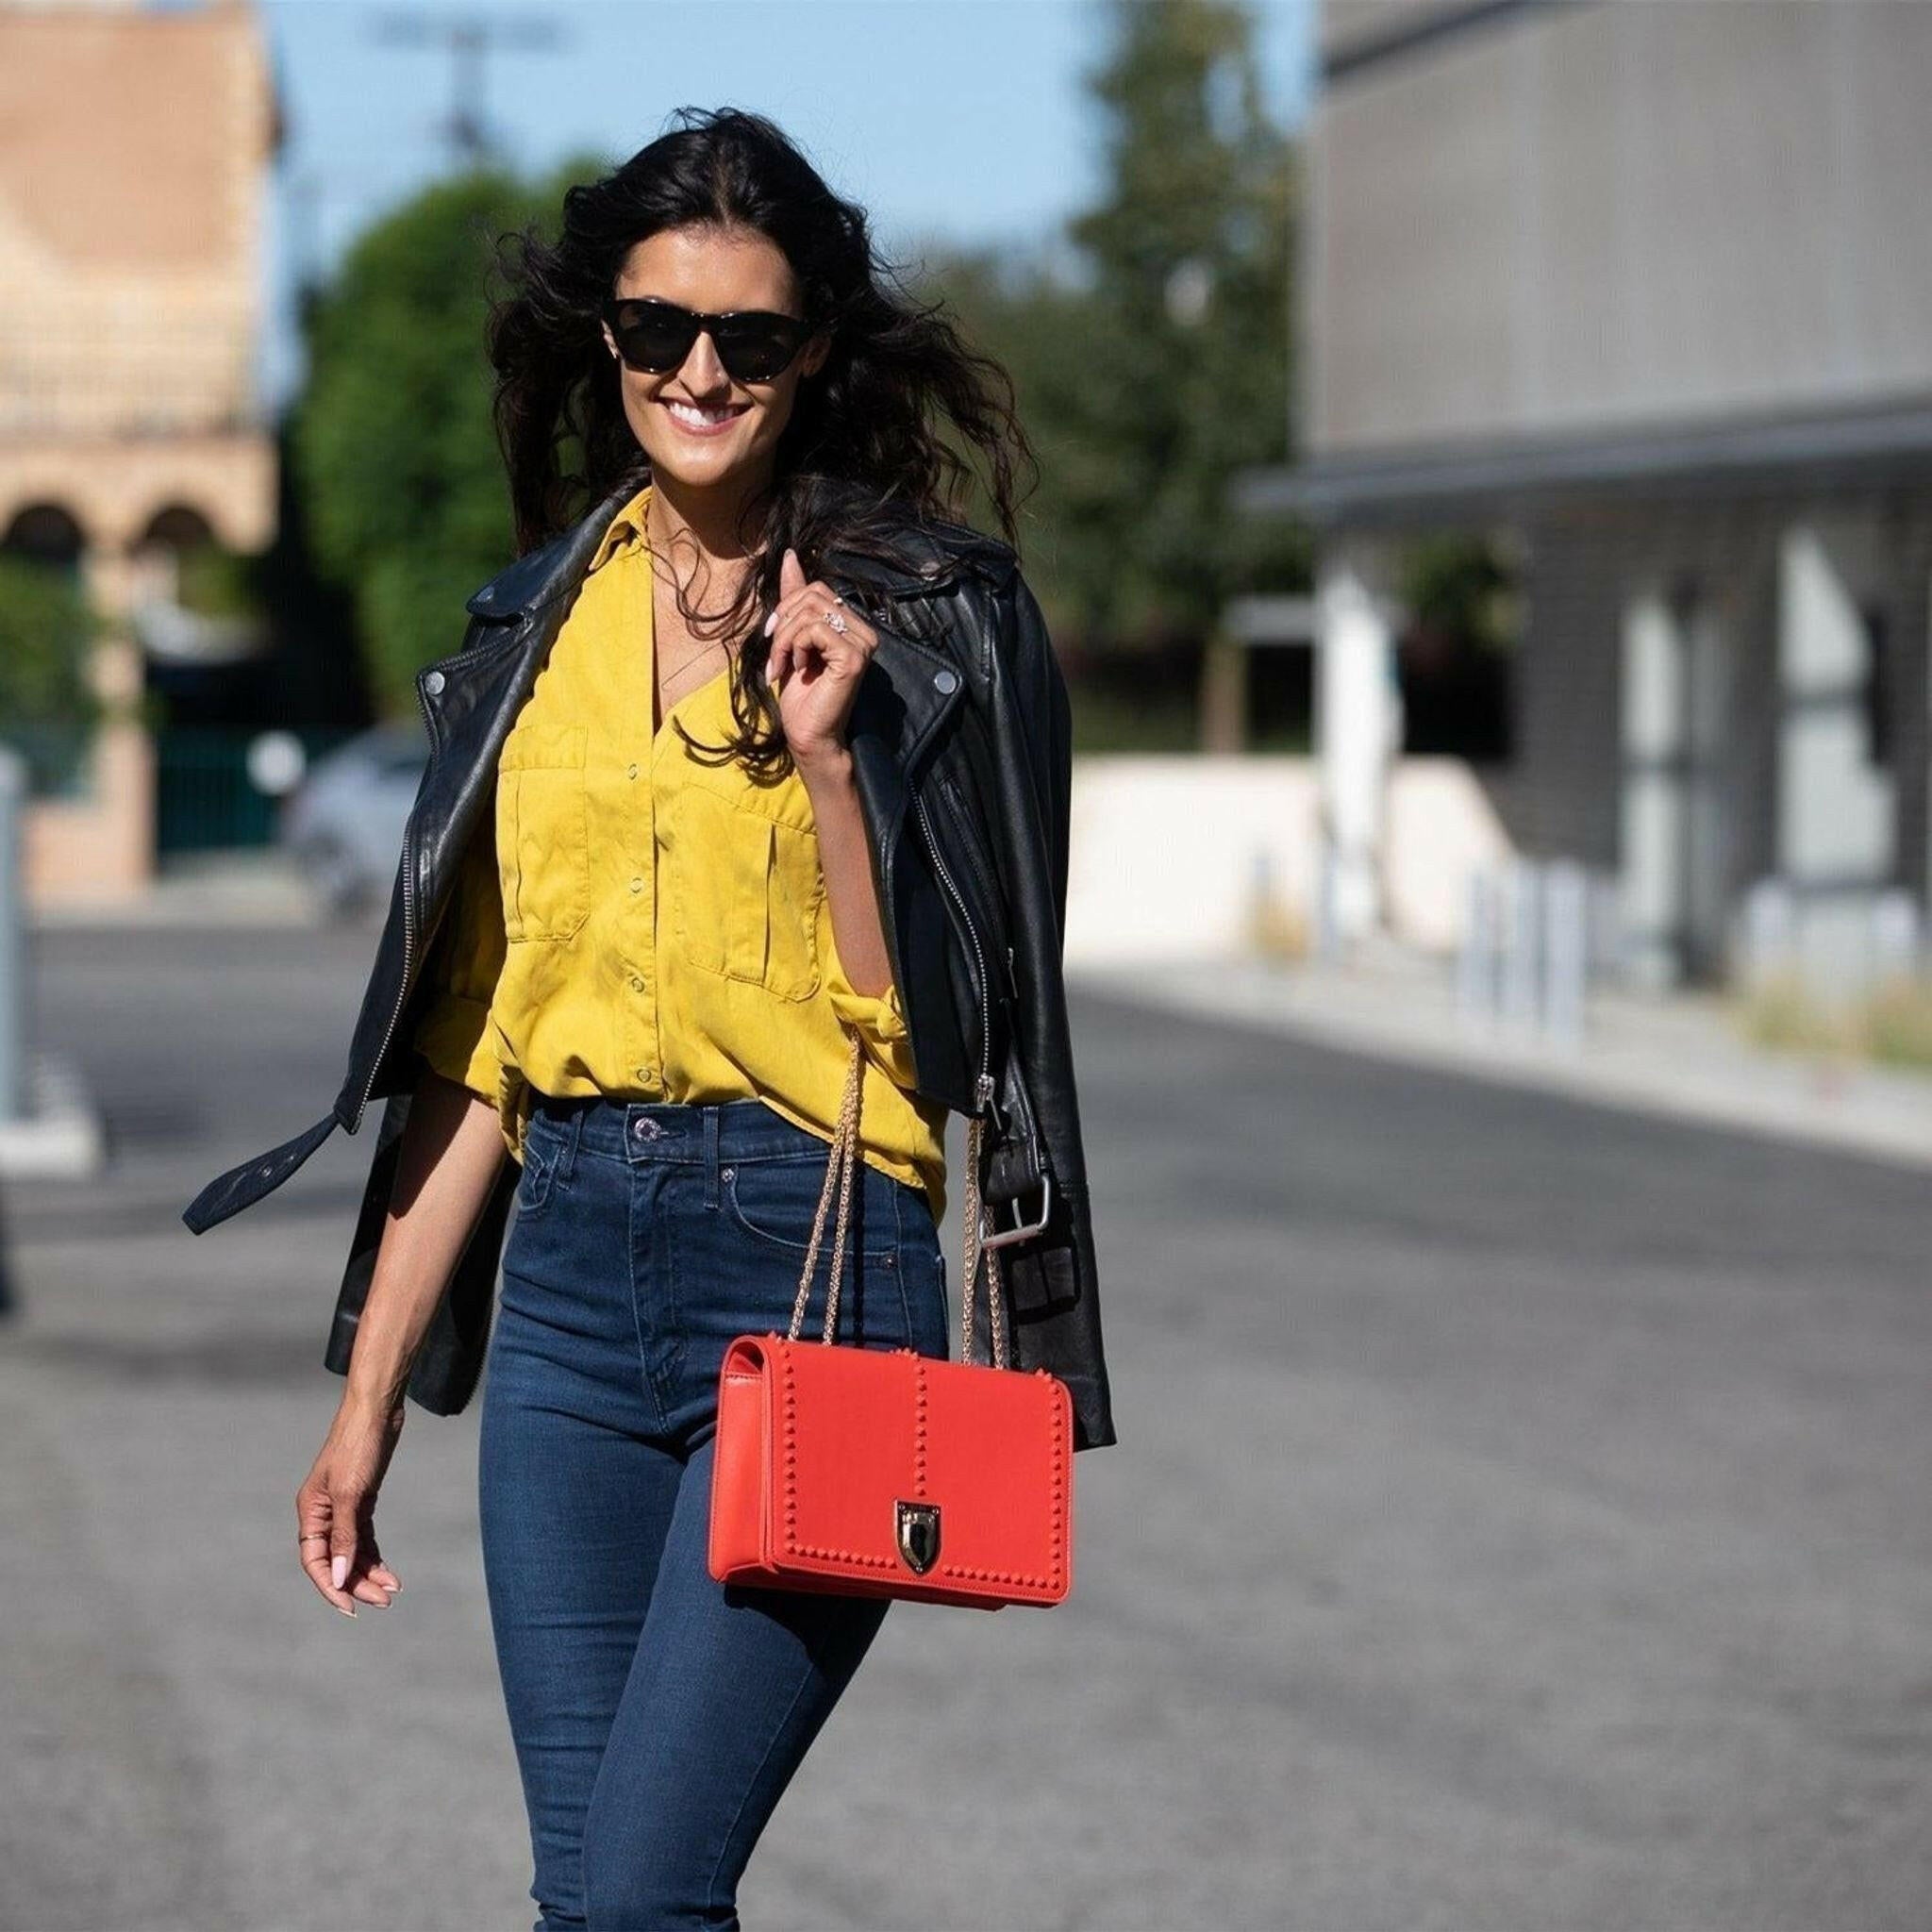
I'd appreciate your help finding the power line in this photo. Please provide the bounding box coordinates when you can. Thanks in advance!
[367,9,566,171]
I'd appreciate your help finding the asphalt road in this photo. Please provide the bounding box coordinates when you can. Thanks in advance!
[3,919,1928,1931]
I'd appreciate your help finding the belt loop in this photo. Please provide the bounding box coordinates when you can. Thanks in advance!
[702,1107,721,1208]
[563,1099,585,1186]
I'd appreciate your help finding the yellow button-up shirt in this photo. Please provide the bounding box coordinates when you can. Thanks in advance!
[408,481,951,1218]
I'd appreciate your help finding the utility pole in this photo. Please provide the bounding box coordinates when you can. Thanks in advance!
[369,9,565,171]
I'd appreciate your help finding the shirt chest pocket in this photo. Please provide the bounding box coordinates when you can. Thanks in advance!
[667,777,824,1002]
[495,723,591,943]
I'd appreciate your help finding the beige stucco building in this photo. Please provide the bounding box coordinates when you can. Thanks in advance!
[0,0,279,903]
[1242,0,1932,1003]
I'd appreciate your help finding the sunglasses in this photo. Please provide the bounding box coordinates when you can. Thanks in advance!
[600,295,820,383]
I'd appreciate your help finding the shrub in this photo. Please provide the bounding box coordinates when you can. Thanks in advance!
[0,555,108,793]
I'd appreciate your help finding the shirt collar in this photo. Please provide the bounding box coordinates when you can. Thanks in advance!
[586,478,654,575]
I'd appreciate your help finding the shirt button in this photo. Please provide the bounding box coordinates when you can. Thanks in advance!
[629,875,643,893]
[629,974,644,992]
[627,761,639,779]
[634,1066,649,1083]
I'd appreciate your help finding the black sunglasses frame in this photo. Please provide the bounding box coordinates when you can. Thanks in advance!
[600,295,822,383]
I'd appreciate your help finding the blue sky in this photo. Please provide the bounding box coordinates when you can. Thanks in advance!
[255,0,1315,410]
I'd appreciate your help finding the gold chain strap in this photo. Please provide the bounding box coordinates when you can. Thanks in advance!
[786,1027,1008,1369]
[788,1031,866,1345]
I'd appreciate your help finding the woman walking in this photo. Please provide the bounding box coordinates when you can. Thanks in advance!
[187,106,1115,1932]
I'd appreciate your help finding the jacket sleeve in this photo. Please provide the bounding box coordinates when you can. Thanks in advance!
[1008,570,1073,940]
[982,563,1117,1449]
[408,815,507,1103]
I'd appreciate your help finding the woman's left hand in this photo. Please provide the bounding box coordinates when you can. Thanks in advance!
[763,545,878,773]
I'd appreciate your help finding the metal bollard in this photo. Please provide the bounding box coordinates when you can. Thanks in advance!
[1313,837,1341,963]
[1501,859,1542,1033]
[1871,890,1921,987]
[1457,869,1500,1024]
[1541,859,1589,1047]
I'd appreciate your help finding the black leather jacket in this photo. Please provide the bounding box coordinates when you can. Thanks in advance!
[181,476,1117,1452]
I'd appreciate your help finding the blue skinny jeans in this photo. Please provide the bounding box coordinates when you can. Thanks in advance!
[477,1091,951,1931]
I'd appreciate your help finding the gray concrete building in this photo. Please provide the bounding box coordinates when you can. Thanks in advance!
[1241,0,1932,997]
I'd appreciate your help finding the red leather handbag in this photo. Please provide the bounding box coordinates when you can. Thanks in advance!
[708,1033,1074,1610]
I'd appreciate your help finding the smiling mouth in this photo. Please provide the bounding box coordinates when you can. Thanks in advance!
[663,398,750,431]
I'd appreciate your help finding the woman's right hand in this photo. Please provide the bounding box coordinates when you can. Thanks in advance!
[297,1397,407,1617]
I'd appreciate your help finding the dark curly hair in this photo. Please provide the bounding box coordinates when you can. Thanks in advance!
[484,105,1038,776]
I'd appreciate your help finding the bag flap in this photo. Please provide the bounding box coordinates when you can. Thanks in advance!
[770,1339,1072,1597]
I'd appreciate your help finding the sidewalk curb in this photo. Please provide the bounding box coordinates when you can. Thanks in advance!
[1071,959,1932,1174]
[32,880,326,928]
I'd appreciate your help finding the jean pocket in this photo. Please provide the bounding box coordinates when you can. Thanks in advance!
[514,1121,561,1220]
[895,1188,952,1361]
[723,1151,898,1260]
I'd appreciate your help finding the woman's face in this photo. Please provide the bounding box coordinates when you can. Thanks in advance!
[601,223,829,498]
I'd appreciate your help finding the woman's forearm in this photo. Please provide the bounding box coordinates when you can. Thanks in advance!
[341,1068,509,1420]
[799,746,893,997]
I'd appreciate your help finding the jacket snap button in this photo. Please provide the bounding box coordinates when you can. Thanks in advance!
[932,667,958,695]
[423,669,444,696]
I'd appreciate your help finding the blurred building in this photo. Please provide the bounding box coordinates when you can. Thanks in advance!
[1242,0,1932,998]
[0,0,279,903]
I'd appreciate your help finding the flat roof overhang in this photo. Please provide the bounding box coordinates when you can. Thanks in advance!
[1233,393,1932,532]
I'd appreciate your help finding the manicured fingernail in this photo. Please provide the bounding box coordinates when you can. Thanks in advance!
[338,1602,356,1618]
[763,609,776,636]
[331,1555,348,1590]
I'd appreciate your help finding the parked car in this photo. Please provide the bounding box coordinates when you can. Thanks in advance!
[278,720,428,917]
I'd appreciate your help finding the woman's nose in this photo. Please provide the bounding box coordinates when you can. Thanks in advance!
[678,330,732,391]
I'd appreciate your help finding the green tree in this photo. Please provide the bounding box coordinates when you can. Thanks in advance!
[0,557,107,794]
[941,0,1308,664]
[291,156,604,718]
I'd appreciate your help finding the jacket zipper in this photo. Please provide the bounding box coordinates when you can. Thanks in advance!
[935,770,1006,969]
[910,784,994,1115]
[355,674,432,1126]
